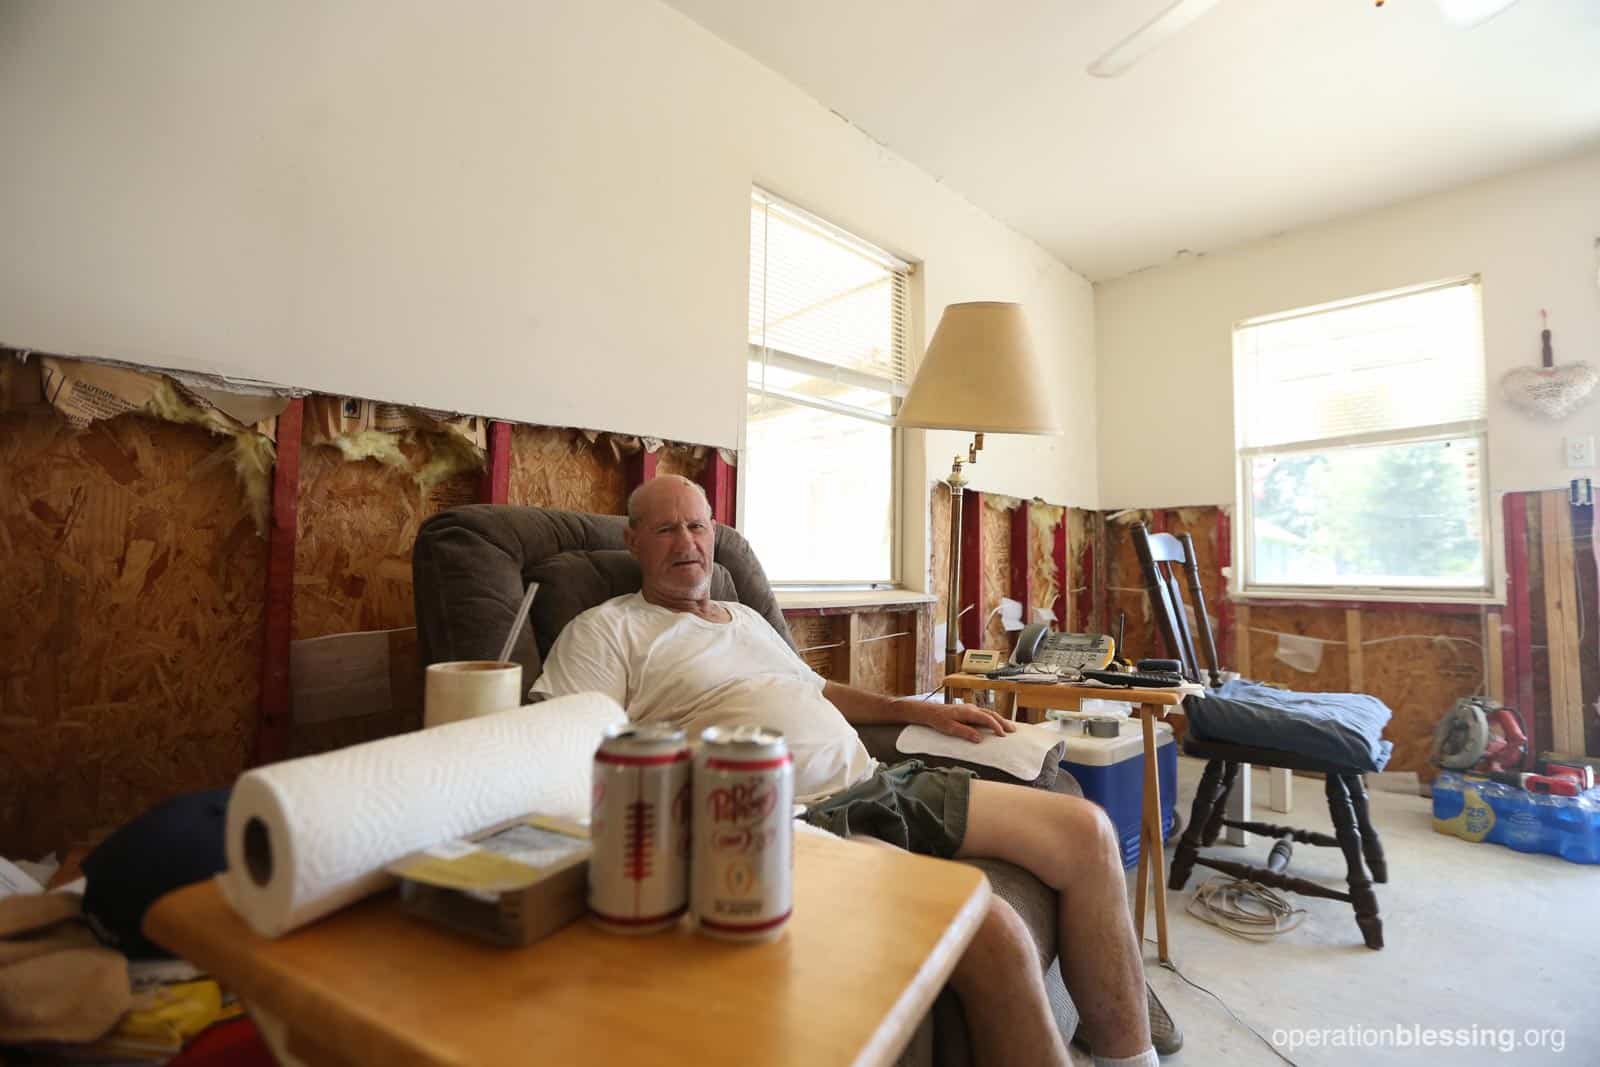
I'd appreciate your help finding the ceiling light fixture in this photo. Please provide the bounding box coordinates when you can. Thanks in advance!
[1088,0,1520,81]
[1435,0,1521,28]
[1086,0,1221,78]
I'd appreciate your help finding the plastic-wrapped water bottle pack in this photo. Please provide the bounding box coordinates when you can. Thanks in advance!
[1432,770,1600,864]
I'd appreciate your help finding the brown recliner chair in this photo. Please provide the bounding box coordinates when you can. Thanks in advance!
[412,505,1081,1067]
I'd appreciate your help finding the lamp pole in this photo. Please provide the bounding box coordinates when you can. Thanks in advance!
[943,433,983,677]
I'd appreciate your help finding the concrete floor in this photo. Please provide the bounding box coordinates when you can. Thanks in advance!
[1070,758,1600,1066]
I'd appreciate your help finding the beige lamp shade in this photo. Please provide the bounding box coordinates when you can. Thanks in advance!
[895,302,1062,435]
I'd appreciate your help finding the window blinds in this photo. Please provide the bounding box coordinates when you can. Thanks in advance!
[1234,278,1485,452]
[748,188,909,404]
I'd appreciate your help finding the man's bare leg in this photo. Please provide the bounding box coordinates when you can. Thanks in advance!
[851,836,1065,1065]
[957,781,1152,1060]
[947,896,1069,1067]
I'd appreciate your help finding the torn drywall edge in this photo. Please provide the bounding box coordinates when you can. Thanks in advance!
[35,355,281,535]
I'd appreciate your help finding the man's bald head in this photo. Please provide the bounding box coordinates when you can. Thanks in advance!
[624,475,716,606]
[627,475,709,527]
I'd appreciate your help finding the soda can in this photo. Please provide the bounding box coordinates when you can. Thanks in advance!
[589,723,691,934]
[691,725,794,941]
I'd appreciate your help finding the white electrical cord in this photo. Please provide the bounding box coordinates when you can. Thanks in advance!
[1185,874,1307,942]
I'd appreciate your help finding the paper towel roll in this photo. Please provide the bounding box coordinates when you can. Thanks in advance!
[220,693,625,938]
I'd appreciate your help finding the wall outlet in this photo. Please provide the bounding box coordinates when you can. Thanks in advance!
[1567,434,1596,469]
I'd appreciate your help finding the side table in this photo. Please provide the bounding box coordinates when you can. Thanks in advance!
[145,831,990,1067]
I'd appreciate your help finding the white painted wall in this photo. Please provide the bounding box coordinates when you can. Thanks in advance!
[0,0,1097,559]
[1096,147,1600,515]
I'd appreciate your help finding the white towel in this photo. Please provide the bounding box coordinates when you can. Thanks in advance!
[895,721,1069,782]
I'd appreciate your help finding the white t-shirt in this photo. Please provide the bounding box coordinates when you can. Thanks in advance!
[532,593,875,802]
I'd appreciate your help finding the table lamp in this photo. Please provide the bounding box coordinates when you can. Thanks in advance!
[895,302,1062,676]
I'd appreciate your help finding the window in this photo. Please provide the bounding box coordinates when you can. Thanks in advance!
[744,188,910,585]
[1234,277,1490,599]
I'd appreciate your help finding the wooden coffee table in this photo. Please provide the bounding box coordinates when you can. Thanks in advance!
[145,830,989,1067]
[941,673,1188,964]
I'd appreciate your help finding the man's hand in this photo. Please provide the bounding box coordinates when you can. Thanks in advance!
[901,699,1016,744]
[824,682,1017,743]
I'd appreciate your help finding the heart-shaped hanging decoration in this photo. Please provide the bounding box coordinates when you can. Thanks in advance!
[1499,310,1598,420]
[1501,364,1599,419]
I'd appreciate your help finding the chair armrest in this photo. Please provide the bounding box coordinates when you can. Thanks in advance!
[852,722,1064,791]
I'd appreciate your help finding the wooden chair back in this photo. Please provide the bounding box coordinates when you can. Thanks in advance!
[1130,522,1222,686]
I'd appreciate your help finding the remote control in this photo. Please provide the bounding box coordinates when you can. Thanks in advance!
[1080,668,1187,689]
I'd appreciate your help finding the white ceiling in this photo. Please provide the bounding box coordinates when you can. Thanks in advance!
[663,0,1600,281]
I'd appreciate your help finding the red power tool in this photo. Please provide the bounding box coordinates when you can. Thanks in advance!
[1430,698,1529,775]
[1523,762,1596,797]
[1543,761,1596,790]
[1523,773,1582,797]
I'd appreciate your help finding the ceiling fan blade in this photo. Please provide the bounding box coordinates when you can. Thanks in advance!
[1435,0,1521,28]
[1087,0,1223,79]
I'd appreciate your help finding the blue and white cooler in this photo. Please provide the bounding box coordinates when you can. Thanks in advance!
[1055,711,1178,870]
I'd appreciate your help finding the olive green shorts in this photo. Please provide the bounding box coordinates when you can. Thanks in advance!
[800,759,974,859]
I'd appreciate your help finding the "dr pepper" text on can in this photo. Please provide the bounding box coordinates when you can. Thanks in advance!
[691,725,794,941]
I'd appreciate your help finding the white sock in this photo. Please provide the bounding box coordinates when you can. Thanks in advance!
[1094,1050,1160,1067]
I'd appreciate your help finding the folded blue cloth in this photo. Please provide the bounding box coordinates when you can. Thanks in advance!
[82,788,230,958]
[1186,679,1393,772]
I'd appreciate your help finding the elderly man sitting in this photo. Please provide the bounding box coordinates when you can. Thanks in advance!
[535,475,1180,1066]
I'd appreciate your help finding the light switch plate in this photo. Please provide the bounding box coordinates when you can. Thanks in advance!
[1567,435,1596,469]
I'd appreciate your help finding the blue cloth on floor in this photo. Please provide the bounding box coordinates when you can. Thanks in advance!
[1185,679,1393,772]
[81,788,231,958]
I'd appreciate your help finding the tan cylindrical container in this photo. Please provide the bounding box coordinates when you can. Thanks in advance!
[423,661,523,728]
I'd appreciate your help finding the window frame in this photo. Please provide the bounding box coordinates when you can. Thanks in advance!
[740,188,911,591]
[1231,278,1495,604]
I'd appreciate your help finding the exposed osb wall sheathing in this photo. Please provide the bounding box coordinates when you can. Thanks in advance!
[289,431,481,758]
[781,609,918,697]
[1104,510,1160,661]
[1161,507,1228,664]
[980,497,1014,651]
[1067,507,1102,634]
[0,364,686,851]
[508,427,629,514]
[1028,502,1063,625]
[788,615,842,679]
[0,409,265,857]
[1515,490,1599,761]
[853,611,914,696]
[926,488,1092,675]
[1241,604,1351,692]
[1100,507,1227,664]
[1359,610,1485,776]
[929,484,952,680]
[288,423,634,758]
[655,445,709,483]
[294,438,479,641]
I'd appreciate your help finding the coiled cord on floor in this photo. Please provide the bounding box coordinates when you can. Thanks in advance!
[1185,874,1306,941]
